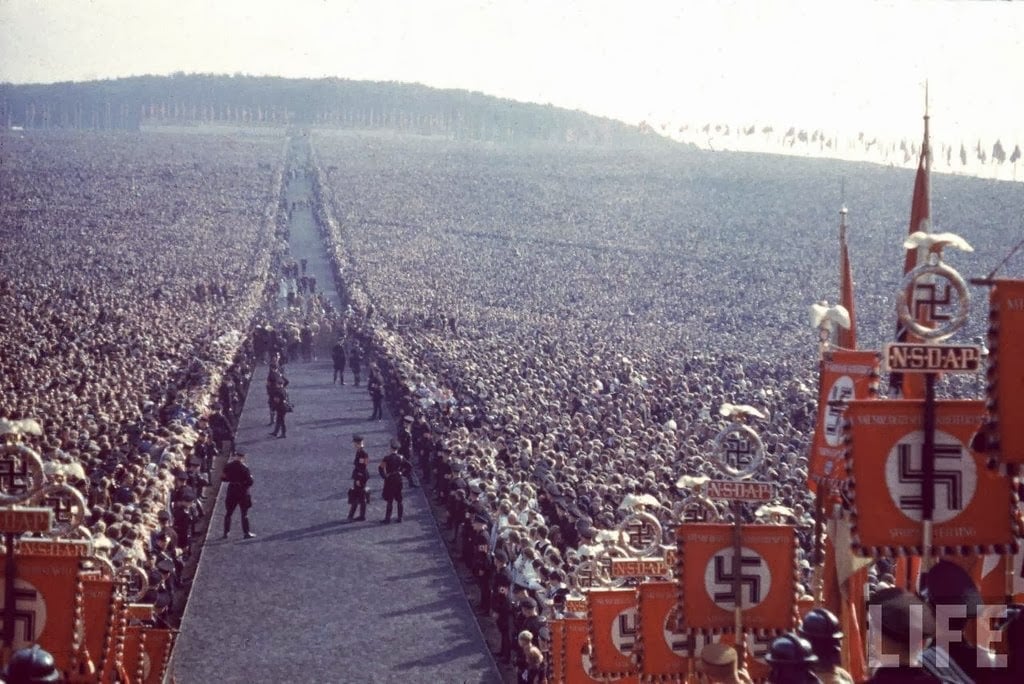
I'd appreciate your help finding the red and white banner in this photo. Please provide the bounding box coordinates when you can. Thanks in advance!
[676,524,798,632]
[558,617,606,683]
[586,587,639,678]
[987,279,1024,464]
[81,575,118,677]
[637,580,688,677]
[844,399,1017,555]
[0,549,81,672]
[808,349,880,489]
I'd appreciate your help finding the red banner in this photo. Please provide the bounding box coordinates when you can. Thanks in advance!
[140,627,176,684]
[808,349,880,489]
[586,587,638,678]
[81,575,118,677]
[0,551,81,672]
[676,524,797,632]
[988,279,1024,464]
[560,617,605,683]
[844,399,1017,555]
[637,580,688,677]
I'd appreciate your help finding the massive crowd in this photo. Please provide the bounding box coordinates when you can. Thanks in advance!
[2,126,1021,678]
[310,132,1022,617]
[0,129,287,625]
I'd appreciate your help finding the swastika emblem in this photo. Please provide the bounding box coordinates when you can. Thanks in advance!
[884,429,977,524]
[610,607,638,656]
[703,546,772,610]
[663,607,712,656]
[912,280,954,325]
[725,436,755,469]
[0,578,47,650]
[824,376,855,447]
[0,454,32,495]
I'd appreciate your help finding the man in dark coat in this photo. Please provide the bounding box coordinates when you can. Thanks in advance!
[331,338,346,385]
[367,367,384,420]
[222,452,255,539]
[866,587,940,684]
[491,550,514,663]
[398,416,417,488]
[378,439,408,523]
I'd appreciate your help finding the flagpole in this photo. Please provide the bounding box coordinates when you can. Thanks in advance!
[920,85,936,576]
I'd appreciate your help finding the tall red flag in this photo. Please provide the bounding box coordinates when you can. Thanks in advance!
[890,113,931,398]
[837,207,857,350]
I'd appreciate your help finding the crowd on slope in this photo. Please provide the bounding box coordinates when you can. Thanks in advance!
[306,135,1021,678]
[0,130,286,627]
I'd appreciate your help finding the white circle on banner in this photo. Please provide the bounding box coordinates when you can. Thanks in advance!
[823,375,855,447]
[610,606,638,656]
[0,578,47,650]
[703,546,771,610]
[883,429,976,524]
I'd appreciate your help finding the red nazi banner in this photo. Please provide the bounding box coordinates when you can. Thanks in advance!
[808,349,880,490]
[843,399,1017,556]
[586,587,639,678]
[987,279,1024,464]
[676,523,798,633]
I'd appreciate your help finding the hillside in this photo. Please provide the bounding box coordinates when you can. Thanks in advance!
[0,74,664,148]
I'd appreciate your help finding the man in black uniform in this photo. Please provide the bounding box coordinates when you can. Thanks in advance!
[222,452,255,539]
[378,439,407,524]
[347,434,370,522]
[398,416,417,488]
[491,550,514,664]
[469,512,492,614]
[331,337,346,385]
[367,365,384,420]
[412,414,432,484]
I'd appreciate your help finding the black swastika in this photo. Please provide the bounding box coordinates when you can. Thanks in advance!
[724,435,755,469]
[913,281,954,324]
[897,443,964,511]
[713,553,763,605]
[625,520,657,548]
[0,456,31,495]
[824,384,853,439]
[0,587,39,642]
[615,612,638,654]
[43,491,75,524]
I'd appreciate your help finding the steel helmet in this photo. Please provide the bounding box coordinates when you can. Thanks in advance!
[2,645,63,683]
[764,633,819,665]
[799,608,843,641]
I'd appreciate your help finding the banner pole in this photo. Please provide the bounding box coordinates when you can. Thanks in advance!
[732,501,745,662]
[922,372,936,574]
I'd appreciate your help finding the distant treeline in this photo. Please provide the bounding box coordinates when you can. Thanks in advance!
[0,73,657,147]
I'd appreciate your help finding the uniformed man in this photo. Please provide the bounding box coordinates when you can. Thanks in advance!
[491,550,514,664]
[470,512,492,614]
[378,439,407,523]
[222,452,255,539]
[865,587,940,683]
[347,466,370,522]
[331,337,346,385]
[799,608,854,684]
[398,416,417,488]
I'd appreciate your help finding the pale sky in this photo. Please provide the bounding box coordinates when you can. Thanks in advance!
[1,0,1022,141]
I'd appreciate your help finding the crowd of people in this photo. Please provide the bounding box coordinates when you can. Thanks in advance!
[307,132,1023,680]
[2,126,1021,680]
[0,129,288,626]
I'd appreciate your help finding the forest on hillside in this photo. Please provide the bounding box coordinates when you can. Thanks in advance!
[0,74,657,147]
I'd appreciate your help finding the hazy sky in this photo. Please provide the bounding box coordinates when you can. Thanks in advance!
[1,0,1022,141]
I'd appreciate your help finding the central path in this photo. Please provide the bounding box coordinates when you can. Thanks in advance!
[170,151,500,683]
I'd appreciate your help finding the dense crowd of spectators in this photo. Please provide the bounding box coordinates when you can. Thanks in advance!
[0,129,287,625]
[308,131,1023,667]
